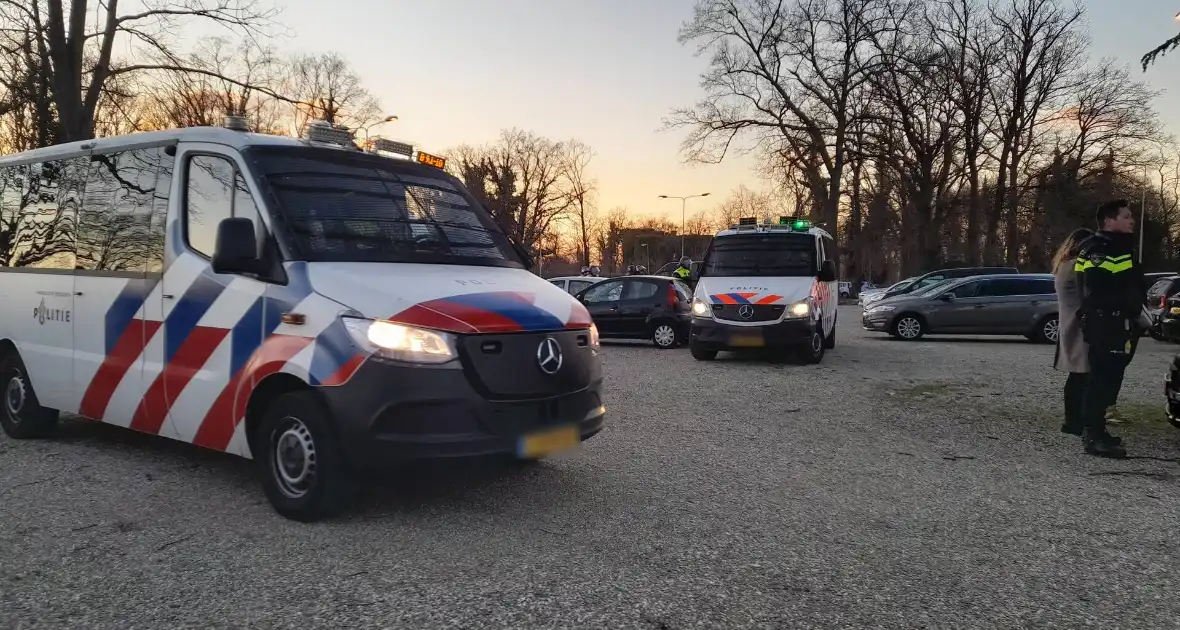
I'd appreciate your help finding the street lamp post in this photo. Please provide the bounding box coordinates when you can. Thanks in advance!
[658,192,711,259]
[358,114,399,144]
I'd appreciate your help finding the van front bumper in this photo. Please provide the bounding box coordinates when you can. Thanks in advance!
[317,357,605,469]
[689,316,817,350]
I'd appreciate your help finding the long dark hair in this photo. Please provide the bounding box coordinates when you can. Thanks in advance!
[1052,228,1093,272]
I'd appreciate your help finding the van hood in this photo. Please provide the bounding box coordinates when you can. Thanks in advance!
[694,276,816,305]
[305,263,592,334]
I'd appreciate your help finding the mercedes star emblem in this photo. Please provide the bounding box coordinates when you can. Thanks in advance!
[738,304,755,320]
[536,337,563,375]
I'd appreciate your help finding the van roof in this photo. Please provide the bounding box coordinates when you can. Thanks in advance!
[0,127,358,167]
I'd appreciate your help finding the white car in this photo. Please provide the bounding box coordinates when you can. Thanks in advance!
[548,275,605,296]
[860,277,916,308]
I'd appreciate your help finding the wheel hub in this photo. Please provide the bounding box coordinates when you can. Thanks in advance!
[655,325,675,346]
[5,373,26,420]
[273,418,317,499]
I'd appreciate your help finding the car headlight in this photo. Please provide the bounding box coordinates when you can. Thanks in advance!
[691,297,713,317]
[867,305,896,314]
[785,300,810,318]
[342,317,458,364]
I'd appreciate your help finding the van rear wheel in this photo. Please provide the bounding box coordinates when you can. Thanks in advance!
[258,391,356,522]
[0,353,58,439]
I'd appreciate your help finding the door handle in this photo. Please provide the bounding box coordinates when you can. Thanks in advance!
[74,291,82,296]
[609,305,619,311]
[973,304,985,308]
[163,294,175,299]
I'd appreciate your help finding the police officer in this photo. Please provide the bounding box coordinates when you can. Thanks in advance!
[1074,199,1144,458]
[672,257,693,280]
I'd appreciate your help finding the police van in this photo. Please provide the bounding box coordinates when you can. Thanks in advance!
[0,118,605,521]
[688,217,839,363]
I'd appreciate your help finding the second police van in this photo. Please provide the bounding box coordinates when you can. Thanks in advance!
[0,118,605,521]
[688,217,839,363]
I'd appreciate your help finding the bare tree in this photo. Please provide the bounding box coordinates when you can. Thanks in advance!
[670,0,903,242]
[448,129,576,250]
[0,0,283,142]
[986,0,1084,265]
[287,52,381,135]
[561,140,597,266]
[927,0,998,264]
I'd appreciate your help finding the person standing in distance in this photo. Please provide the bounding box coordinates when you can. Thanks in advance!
[1052,228,1094,437]
[1074,199,1145,458]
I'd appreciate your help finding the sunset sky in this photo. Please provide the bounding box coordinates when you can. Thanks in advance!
[270,0,1178,221]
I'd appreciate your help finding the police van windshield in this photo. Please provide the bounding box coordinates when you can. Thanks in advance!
[701,233,816,277]
[244,146,523,267]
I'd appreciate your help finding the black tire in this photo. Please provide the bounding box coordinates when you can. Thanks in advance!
[797,327,826,364]
[891,314,925,341]
[690,342,717,361]
[1035,314,1059,344]
[650,321,679,349]
[0,352,59,439]
[258,391,356,522]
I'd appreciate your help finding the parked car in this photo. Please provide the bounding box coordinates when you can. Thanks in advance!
[575,275,693,348]
[1145,275,1180,340]
[1166,352,1180,429]
[860,277,916,308]
[547,275,605,296]
[869,267,1021,307]
[862,273,1058,342]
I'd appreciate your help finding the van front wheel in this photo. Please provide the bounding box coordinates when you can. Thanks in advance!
[259,391,356,522]
[0,353,58,439]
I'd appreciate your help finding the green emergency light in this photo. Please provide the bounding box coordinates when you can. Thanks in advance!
[778,216,811,230]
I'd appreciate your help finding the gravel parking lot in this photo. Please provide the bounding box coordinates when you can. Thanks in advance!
[2,304,1179,629]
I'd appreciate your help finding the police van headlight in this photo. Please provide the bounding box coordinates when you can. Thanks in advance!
[691,297,713,318]
[342,317,458,364]
[784,300,810,318]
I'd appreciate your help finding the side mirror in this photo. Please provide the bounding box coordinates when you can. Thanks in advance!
[211,217,264,276]
[817,260,837,283]
[938,293,955,302]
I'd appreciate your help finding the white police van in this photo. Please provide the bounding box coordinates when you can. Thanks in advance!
[688,217,839,363]
[0,118,605,521]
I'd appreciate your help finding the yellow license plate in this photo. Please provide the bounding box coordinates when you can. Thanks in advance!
[729,332,764,347]
[1170,307,1180,315]
[518,424,579,459]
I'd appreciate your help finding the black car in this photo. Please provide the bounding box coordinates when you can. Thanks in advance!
[877,266,1020,302]
[1145,275,1180,340]
[575,275,693,348]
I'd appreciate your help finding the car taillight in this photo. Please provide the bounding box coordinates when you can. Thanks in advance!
[667,284,679,308]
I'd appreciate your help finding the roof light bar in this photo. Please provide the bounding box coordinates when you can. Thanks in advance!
[304,120,356,148]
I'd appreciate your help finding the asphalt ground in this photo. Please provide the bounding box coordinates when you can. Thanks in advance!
[2,304,1179,629]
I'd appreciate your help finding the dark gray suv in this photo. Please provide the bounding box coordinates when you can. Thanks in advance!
[862,274,1058,342]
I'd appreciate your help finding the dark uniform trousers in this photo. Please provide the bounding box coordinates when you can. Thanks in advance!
[1078,313,1136,435]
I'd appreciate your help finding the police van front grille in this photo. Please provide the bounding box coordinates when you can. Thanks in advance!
[712,304,784,323]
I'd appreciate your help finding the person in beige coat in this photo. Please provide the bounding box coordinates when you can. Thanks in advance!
[1053,228,1093,435]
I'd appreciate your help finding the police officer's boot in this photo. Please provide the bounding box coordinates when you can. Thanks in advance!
[1082,428,1126,458]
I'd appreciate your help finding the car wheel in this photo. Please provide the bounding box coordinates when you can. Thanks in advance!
[797,327,826,364]
[0,352,59,439]
[651,322,679,349]
[892,315,925,341]
[690,342,717,361]
[259,391,356,522]
[1036,315,1060,344]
